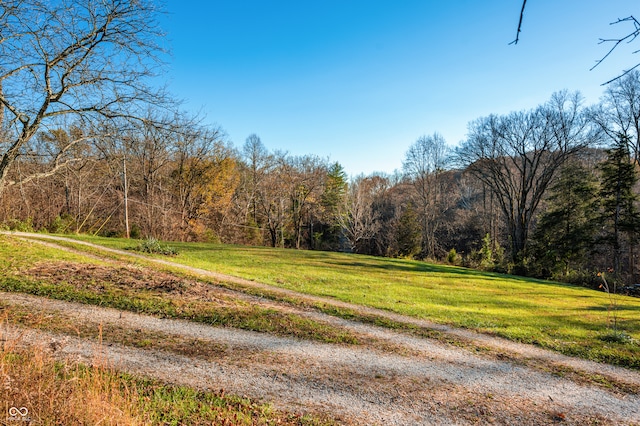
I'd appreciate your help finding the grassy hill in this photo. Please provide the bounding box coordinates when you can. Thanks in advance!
[10,233,638,370]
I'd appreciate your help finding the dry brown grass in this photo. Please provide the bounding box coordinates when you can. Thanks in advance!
[1,319,142,425]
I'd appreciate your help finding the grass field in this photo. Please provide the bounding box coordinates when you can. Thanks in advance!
[2,232,639,423]
[42,234,640,369]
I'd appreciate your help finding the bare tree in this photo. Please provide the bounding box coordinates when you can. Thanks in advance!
[0,0,167,196]
[242,134,270,227]
[284,155,326,249]
[456,91,595,266]
[403,133,449,258]
[127,116,177,238]
[591,70,640,162]
[256,152,289,248]
[339,175,385,254]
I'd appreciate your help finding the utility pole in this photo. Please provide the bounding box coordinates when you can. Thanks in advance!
[0,80,4,134]
[123,156,130,239]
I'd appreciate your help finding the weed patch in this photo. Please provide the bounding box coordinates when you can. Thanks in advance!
[127,237,178,256]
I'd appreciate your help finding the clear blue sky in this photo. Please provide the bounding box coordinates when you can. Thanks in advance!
[161,1,639,176]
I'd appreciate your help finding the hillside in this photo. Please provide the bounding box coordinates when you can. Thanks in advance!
[1,232,639,425]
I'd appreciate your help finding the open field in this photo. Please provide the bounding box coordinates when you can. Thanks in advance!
[1,232,640,424]
[46,233,640,369]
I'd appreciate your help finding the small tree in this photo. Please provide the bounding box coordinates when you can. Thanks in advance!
[319,162,348,249]
[395,203,422,258]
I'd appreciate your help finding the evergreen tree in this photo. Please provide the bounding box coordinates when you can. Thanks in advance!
[395,203,422,258]
[322,163,348,214]
[531,161,599,278]
[319,162,348,249]
[598,135,640,279]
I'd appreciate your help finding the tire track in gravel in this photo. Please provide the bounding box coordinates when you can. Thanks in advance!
[2,292,640,425]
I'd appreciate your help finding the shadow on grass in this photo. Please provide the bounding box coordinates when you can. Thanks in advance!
[322,257,567,285]
[586,304,640,312]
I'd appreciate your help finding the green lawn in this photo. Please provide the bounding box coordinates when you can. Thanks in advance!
[10,234,640,368]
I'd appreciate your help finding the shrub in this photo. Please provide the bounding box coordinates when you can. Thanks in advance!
[48,214,75,234]
[4,218,35,232]
[128,238,178,256]
[447,248,459,265]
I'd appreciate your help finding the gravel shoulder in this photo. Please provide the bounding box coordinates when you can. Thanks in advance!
[2,232,640,425]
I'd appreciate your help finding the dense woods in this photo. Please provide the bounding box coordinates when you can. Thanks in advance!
[1,0,639,289]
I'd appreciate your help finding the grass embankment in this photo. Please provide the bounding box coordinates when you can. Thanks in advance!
[56,234,640,369]
[0,237,359,345]
[0,320,332,425]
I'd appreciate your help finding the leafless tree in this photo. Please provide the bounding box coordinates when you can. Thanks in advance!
[456,91,596,265]
[126,115,178,238]
[403,133,449,258]
[242,134,270,227]
[591,70,640,162]
[339,175,385,253]
[284,155,327,249]
[256,152,290,248]
[0,0,168,196]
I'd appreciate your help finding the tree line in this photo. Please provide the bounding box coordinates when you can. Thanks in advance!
[1,0,639,288]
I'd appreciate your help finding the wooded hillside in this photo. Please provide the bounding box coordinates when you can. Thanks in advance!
[1,0,640,287]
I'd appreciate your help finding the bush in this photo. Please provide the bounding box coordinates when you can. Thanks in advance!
[552,269,600,289]
[128,238,178,256]
[48,214,75,234]
[447,248,459,265]
[3,218,35,232]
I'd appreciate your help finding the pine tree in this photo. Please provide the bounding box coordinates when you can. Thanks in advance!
[396,203,422,258]
[319,162,348,249]
[531,161,599,278]
[598,135,640,279]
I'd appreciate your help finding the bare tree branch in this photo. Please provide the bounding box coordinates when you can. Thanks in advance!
[0,0,171,196]
[510,0,528,45]
[592,16,640,85]
[510,4,639,85]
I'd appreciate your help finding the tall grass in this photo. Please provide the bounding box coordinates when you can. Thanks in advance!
[1,323,142,425]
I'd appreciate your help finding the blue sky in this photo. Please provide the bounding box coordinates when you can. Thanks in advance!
[161,1,639,176]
